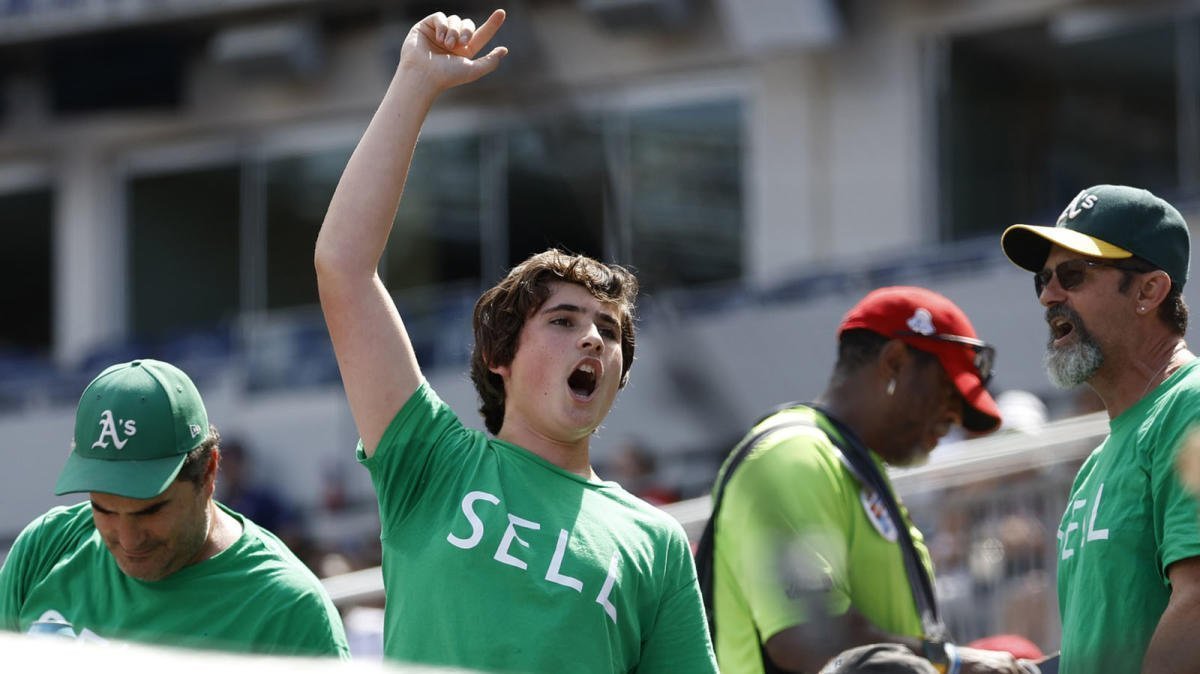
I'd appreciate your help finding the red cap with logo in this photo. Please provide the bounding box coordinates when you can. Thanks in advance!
[838,286,1001,433]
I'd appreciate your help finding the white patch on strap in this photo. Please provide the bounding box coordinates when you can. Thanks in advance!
[860,487,898,542]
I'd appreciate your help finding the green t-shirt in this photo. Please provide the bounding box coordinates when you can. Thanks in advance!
[712,405,932,674]
[1057,359,1200,674]
[0,501,349,658]
[359,383,717,674]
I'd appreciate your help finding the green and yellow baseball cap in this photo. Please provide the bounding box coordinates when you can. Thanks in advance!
[56,359,209,499]
[1001,184,1190,289]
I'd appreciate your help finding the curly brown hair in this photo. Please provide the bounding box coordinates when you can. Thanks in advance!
[470,249,638,435]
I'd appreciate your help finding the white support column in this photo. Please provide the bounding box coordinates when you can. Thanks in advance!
[54,146,125,368]
[750,53,830,285]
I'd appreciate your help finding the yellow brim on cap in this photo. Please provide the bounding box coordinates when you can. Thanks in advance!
[1001,224,1132,273]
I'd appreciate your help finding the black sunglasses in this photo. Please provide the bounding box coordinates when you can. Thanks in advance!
[895,331,996,386]
[1034,258,1150,298]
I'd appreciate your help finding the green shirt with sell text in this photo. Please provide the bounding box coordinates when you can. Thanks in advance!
[360,382,717,673]
[1057,360,1200,674]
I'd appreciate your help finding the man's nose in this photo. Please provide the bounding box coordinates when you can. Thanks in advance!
[579,323,602,352]
[114,518,146,551]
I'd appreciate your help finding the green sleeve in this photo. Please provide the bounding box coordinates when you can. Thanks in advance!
[264,589,352,659]
[635,531,718,673]
[719,426,856,639]
[359,382,465,539]
[0,511,67,633]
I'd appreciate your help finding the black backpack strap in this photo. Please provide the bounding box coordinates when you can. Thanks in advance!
[809,405,944,637]
[695,403,813,645]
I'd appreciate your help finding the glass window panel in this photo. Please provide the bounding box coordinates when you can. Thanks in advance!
[942,20,1177,240]
[382,135,483,369]
[265,147,352,310]
[383,135,483,291]
[628,100,743,289]
[128,165,240,338]
[506,117,606,266]
[0,188,52,350]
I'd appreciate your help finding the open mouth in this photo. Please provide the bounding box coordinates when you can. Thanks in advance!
[568,362,599,398]
[1049,316,1075,344]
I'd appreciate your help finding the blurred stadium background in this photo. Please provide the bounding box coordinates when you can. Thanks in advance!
[1,0,1199,662]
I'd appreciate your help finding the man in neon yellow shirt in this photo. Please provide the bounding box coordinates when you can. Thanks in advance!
[710,287,1026,674]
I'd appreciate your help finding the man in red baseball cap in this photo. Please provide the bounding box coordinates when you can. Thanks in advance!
[700,286,1028,674]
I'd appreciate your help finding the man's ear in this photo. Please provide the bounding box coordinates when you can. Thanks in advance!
[1136,270,1173,311]
[203,450,220,497]
[878,339,909,383]
[486,350,510,378]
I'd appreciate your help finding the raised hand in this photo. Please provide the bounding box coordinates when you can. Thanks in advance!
[399,9,508,92]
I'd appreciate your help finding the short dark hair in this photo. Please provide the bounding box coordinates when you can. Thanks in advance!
[469,249,638,435]
[1116,256,1188,336]
[176,425,220,486]
[832,329,938,384]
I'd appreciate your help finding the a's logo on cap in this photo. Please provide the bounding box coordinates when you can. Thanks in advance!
[91,410,137,450]
[906,308,935,335]
[1057,189,1099,224]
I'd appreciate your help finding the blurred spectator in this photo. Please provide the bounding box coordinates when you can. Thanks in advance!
[994,390,1048,434]
[216,439,321,574]
[947,390,1047,443]
[607,439,680,506]
[216,438,296,537]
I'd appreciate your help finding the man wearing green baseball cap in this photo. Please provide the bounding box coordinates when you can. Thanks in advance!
[0,359,350,658]
[1001,185,1200,674]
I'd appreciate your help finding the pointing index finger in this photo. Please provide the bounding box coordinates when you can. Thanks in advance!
[465,9,506,55]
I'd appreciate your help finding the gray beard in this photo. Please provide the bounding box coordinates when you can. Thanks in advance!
[1044,332,1104,388]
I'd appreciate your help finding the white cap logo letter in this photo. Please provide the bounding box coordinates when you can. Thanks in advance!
[91,410,136,450]
[1057,190,1099,224]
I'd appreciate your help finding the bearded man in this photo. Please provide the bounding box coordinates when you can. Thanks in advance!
[1001,184,1200,674]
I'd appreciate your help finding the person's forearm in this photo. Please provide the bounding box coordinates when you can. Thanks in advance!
[765,610,922,672]
[1141,597,1200,673]
[315,67,440,281]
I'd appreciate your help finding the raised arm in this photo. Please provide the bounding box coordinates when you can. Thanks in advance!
[315,10,507,455]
